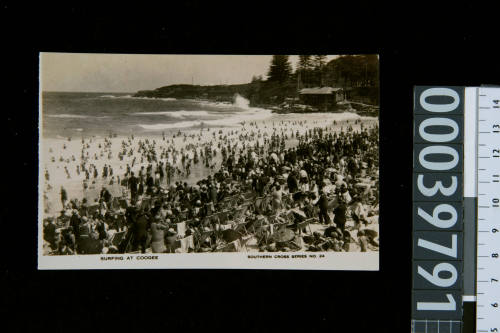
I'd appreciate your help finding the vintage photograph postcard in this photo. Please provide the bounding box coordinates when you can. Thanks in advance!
[38,53,379,269]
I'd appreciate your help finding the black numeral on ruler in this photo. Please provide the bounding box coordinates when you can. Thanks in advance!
[413,86,464,327]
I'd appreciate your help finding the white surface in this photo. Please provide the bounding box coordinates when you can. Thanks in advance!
[462,295,476,302]
[464,87,478,197]
[476,87,500,333]
[38,252,379,270]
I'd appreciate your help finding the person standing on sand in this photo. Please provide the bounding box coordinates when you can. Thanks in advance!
[128,172,138,203]
[333,196,347,232]
[43,218,58,251]
[100,187,112,207]
[138,178,144,197]
[70,210,81,249]
[315,189,331,225]
[351,196,367,230]
[209,181,218,204]
[287,171,298,194]
[60,186,68,208]
[150,215,167,253]
[95,218,108,245]
[272,184,283,212]
[146,173,154,196]
[134,208,150,253]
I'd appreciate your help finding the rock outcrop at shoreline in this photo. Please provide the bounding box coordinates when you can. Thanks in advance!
[134,84,379,116]
[134,83,253,102]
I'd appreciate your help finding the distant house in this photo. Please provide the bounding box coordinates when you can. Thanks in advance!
[299,87,344,111]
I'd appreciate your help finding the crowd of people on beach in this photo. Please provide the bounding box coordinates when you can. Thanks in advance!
[42,119,379,255]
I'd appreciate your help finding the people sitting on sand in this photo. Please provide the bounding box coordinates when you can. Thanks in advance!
[42,121,379,255]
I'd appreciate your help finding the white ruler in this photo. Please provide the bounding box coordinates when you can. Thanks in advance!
[476,87,500,333]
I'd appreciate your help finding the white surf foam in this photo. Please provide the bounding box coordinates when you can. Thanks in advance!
[131,110,210,118]
[100,95,177,102]
[285,111,368,121]
[204,108,272,127]
[48,114,89,119]
[233,94,251,109]
[139,121,202,130]
[138,95,273,131]
[196,100,233,108]
[196,95,251,109]
[47,114,110,119]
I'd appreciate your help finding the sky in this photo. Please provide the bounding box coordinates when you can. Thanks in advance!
[40,53,338,93]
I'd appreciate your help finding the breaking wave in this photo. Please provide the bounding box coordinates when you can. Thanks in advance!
[233,94,251,109]
[138,111,273,130]
[139,121,203,130]
[285,111,378,122]
[195,94,252,110]
[100,95,176,101]
[196,100,234,108]
[47,114,89,119]
[130,110,211,118]
[47,114,110,119]
[138,95,273,131]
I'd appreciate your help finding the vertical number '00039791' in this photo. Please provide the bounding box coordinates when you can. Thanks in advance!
[413,87,464,320]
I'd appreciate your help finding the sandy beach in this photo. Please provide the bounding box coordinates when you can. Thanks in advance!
[41,112,378,216]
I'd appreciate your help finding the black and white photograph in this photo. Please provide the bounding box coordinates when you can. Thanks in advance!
[38,53,379,269]
[8,4,500,332]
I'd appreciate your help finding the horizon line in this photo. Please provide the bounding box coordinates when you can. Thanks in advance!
[42,90,135,94]
[41,82,255,94]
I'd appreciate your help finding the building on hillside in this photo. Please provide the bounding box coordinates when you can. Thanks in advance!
[299,87,344,111]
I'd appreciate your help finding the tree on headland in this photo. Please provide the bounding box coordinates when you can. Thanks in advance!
[267,55,292,83]
[296,55,328,87]
[298,55,313,71]
[134,54,379,105]
[297,55,313,88]
[312,55,327,68]
[312,55,327,86]
[251,75,263,83]
[324,55,379,88]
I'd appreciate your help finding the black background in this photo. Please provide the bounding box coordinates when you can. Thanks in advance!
[2,3,499,332]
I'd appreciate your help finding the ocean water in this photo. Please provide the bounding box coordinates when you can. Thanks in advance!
[41,92,273,138]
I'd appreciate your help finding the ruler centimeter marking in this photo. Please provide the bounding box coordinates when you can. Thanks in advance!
[476,87,500,333]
